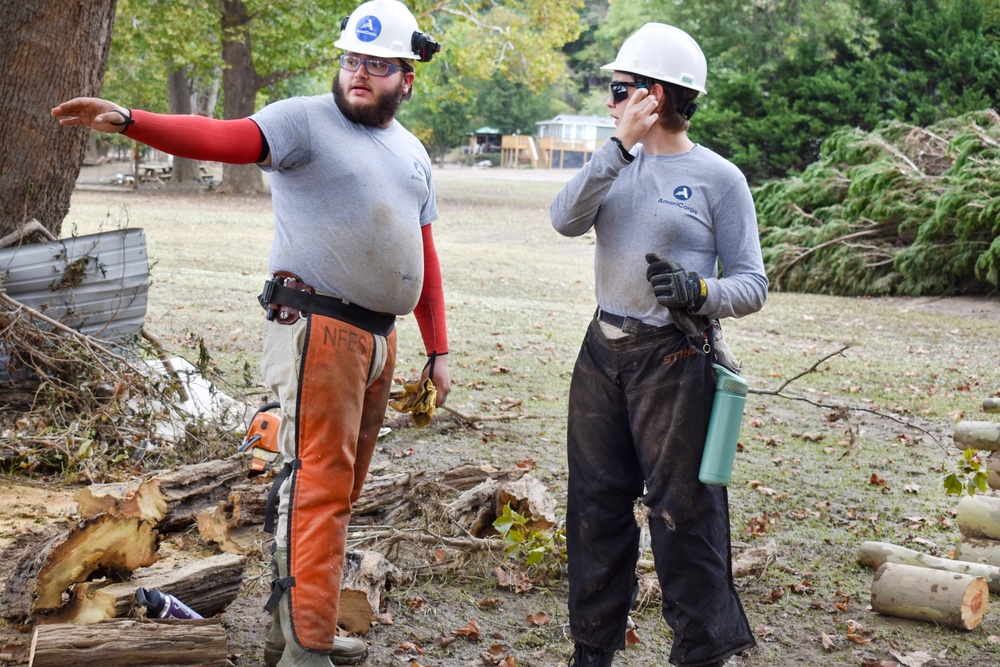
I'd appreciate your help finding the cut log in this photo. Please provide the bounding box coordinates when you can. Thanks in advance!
[984,398,1000,414]
[337,550,404,635]
[954,535,1000,567]
[350,470,425,526]
[988,452,1000,491]
[29,618,229,666]
[856,540,1000,594]
[196,504,263,555]
[954,421,1000,451]
[37,553,247,624]
[437,462,527,492]
[0,515,159,619]
[74,456,252,531]
[870,562,988,630]
[956,494,1000,540]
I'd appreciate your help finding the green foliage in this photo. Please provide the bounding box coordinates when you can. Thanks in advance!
[493,502,566,570]
[755,109,1000,296]
[943,448,990,497]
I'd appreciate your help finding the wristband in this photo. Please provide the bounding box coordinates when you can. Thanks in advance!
[609,136,634,163]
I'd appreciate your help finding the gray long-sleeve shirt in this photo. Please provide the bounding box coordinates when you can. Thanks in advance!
[551,140,768,325]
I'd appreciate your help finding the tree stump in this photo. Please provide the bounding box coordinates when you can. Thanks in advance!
[0,515,159,619]
[987,452,1000,491]
[983,397,999,414]
[954,421,1000,451]
[337,550,404,634]
[856,540,1000,593]
[28,618,229,666]
[870,562,988,631]
[956,494,1000,541]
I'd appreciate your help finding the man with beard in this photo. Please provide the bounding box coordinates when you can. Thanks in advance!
[52,2,448,666]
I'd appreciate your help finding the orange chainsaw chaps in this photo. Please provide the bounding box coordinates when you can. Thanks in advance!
[286,314,396,651]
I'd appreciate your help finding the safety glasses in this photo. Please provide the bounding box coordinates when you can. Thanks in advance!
[609,81,650,104]
[339,53,403,77]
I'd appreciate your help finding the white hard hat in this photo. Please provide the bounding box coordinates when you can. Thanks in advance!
[601,23,707,93]
[335,0,440,62]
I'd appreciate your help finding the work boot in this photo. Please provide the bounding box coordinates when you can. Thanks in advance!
[567,643,614,667]
[268,547,368,666]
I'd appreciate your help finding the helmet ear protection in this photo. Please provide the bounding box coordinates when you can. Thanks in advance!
[338,15,440,63]
[411,31,440,62]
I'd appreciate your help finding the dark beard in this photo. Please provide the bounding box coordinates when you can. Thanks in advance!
[333,77,405,128]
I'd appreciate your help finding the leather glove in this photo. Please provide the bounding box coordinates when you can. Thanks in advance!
[388,378,437,427]
[645,253,707,313]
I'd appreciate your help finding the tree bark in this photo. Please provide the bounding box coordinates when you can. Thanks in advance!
[869,562,988,631]
[29,618,229,666]
[956,494,1000,541]
[196,482,269,554]
[988,451,1000,491]
[37,553,247,624]
[0,515,159,619]
[218,0,265,194]
[75,456,252,531]
[167,66,201,184]
[954,536,1000,568]
[856,540,1000,594]
[954,420,1000,451]
[0,1,117,237]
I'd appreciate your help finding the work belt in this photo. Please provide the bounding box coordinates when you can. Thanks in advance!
[596,307,664,335]
[259,272,395,337]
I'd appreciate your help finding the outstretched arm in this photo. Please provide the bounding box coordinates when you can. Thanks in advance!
[52,97,269,165]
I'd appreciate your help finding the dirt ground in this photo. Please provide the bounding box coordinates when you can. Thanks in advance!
[2,163,1000,667]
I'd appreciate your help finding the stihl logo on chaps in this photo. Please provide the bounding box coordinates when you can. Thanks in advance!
[323,324,369,354]
[662,347,697,366]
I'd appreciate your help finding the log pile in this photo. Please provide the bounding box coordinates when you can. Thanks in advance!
[1,455,548,664]
[852,398,1000,630]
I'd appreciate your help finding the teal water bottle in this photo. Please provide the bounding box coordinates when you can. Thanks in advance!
[699,364,749,486]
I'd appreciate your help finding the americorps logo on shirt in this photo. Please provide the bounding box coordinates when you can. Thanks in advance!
[657,185,699,214]
[412,160,425,181]
[355,15,381,42]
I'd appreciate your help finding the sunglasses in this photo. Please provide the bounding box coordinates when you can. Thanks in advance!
[339,53,403,77]
[609,81,650,104]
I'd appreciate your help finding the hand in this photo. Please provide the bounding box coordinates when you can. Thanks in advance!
[419,353,451,407]
[615,87,660,150]
[645,254,707,313]
[51,97,131,134]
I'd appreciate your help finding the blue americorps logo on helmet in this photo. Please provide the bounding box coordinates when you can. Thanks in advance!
[673,185,693,201]
[355,15,381,42]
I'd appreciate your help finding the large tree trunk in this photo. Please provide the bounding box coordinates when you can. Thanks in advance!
[218,0,265,194]
[167,66,201,184]
[0,1,118,238]
[869,562,989,631]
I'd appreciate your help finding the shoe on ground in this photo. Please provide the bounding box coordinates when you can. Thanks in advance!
[568,642,614,667]
[265,635,368,666]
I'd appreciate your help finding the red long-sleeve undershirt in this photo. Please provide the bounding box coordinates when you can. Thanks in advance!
[414,224,449,356]
[124,110,264,163]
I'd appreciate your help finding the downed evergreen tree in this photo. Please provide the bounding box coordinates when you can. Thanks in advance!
[754,109,1000,296]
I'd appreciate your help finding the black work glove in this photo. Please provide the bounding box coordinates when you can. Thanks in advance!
[645,254,707,313]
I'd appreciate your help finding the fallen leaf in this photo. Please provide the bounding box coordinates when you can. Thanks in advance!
[625,627,641,645]
[453,617,481,640]
[526,611,551,626]
[479,597,503,608]
[820,632,837,652]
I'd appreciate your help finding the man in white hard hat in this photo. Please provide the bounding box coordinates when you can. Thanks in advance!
[53,2,448,665]
[551,23,766,667]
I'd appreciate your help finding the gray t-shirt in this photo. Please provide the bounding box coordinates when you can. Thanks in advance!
[252,95,438,315]
[551,141,768,325]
